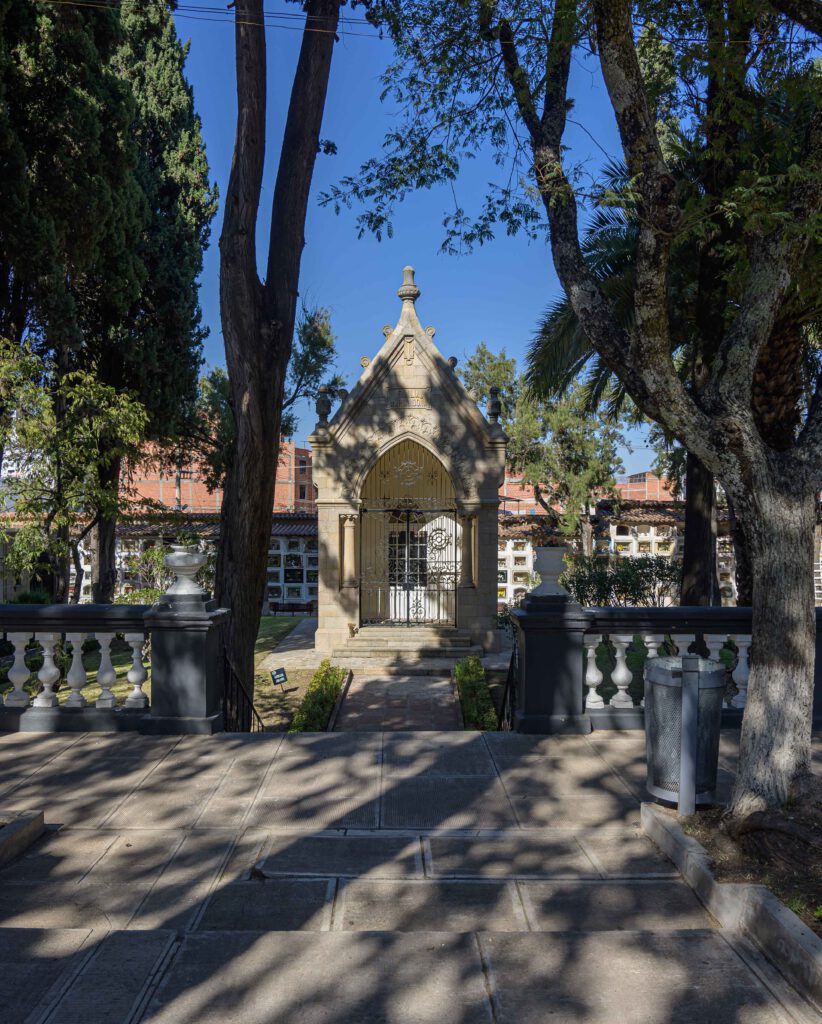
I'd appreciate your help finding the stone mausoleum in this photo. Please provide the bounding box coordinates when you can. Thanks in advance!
[309,268,507,654]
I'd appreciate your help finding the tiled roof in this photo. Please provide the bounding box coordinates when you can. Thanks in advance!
[498,514,560,545]
[595,499,732,525]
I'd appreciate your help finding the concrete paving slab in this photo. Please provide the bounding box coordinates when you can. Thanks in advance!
[479,930,795,1023]
[41,929,175,1023]
[84,830,185,885]
[0,927,93,1023]
[483,733,596,759]
[519,879,710,931]
[128,832,235,931]
[335,879,527,932]
[0,877,152,929]
[143,931,491,1024]
[247,778,381,829]
[103,763,231,829]
[426,834,599,879]
[494,759,636,800]
[503,779,640,829]
[220,829,271,882]
[0,827,116,884]
[257,834,424,878]
[196,878,334,931]
[576,830,678,877]
[382,733,497,777]
[381,777,517,829]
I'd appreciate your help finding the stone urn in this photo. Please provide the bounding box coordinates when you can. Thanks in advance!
[529,544,570,598]
[164,543,208,598]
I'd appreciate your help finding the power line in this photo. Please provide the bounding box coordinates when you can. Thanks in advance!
[32,0,382,38]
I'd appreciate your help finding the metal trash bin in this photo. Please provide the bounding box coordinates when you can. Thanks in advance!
[645,653,726,815]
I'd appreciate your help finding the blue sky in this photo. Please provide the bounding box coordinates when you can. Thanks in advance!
[177,4,653,473]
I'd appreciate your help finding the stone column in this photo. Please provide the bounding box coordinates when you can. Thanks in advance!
[459,515,474,587]
[342,514,358,587]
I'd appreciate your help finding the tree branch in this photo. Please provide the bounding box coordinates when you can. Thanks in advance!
[769,0,822,36]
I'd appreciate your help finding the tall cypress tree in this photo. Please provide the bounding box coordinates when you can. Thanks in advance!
[89,2,217,601]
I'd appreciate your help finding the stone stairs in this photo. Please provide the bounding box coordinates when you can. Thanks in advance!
[331,626,483,675]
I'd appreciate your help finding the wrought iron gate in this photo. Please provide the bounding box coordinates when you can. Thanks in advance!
[359,506,458,626]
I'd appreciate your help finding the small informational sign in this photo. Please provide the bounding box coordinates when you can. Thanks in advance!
[271,667,287,691]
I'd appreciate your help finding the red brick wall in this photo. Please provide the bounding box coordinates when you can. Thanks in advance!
[614,472,675,501]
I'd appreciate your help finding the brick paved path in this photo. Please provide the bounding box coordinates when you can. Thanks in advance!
[334,673,462,731]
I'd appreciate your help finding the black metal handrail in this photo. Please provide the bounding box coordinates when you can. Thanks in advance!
[582,605,758,635]
[497,640,518,731]
[223,651,265,733]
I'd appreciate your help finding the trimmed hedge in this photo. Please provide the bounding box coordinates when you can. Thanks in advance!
[288,659,348,732]
[454,655,497,731]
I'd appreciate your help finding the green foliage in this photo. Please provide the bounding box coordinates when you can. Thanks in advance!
[8,590,49,604]
[114,587,163,606]
[191,307,343,491]
[288,659,347,732]
[0,342,148,589]
[459,343,520,427]
[454,655,497,731]
[560,555,682,608]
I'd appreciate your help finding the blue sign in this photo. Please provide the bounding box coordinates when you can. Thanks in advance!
[271,668,287,689]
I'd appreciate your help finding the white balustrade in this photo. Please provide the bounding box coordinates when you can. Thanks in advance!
[5,633,31,707]
[124,633,148,709]
[583,633,604,709]
[33,633,60,708]
[704,633,726,663]
[641,633,665,708]
[731,635,751,708]
[609,634,635,708]
[65,633,88,708]
[675,633,695,656]
[94,633,117,709]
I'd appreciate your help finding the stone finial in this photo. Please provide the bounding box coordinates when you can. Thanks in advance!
[487,386,501,424]
[360,356,371,368]
[447,356,458,369]
[425,326,436,338]
[397,265,420,305]
[382,325,392,338]
[316,385,332,425]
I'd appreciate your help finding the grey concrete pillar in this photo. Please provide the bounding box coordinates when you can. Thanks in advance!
[144,547,229,734]
[511,590,591,734]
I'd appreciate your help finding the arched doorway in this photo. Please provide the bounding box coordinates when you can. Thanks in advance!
[359,439,459,626]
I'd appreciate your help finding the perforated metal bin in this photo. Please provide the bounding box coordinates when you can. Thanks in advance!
[645,655,726,808]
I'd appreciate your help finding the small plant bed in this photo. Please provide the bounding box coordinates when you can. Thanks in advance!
[288,660,348,732]
[454,655,498,731]
[680,797,822,938]
[252,668,319,731]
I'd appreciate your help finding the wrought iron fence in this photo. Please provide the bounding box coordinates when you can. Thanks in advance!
[223,651,264,733]
[497,640,518,731]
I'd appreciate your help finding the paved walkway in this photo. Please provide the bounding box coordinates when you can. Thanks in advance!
[334,674,462,730]
[0,728,816,1023]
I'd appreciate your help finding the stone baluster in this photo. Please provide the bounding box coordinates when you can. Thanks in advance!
[583,634,604,709]
[4,633,31,707]
[33,633,60,708]
[675,633,695,657]
[124,633,149,709]
[64,633,88,708]
[705,633,727,663]
[95,633,117,709]
[610,634,635,708]
[641,633,665,708]
[731,635,751,709]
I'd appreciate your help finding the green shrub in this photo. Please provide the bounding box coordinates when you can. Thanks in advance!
[560,555,682,607]
[288,659,347,732]
[454,655,497,731]
[9,590,50,604]
[114,588,163,606]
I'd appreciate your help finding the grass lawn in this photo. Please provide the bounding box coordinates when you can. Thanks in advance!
[254,615,303,665]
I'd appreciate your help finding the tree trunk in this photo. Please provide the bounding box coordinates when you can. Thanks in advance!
[70,543,84,604]
[729,483,816,815]
[680,451,719,606]
[727,499,752,606]
[91,456,121,603]
[215,0,341,691]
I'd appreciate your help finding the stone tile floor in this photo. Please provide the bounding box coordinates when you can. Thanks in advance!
[334,674,462,731]
[0,729,817,1023]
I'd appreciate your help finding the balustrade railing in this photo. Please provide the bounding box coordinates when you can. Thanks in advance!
[581,606,754,717]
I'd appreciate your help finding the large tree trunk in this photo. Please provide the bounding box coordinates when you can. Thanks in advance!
[727,499,752,606]
[680,451,719,605]
[215,0,341,691]
[729,482,816,815]
[91,456,121,603]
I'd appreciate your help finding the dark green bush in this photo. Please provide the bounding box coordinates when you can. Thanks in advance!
[9,590,50,604]
[288,659,347,732]
[454,655,497,731]
[560,555,682,607]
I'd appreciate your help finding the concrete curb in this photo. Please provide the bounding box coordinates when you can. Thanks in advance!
[0,809,44,868]
[326,670,354,732]
[641,802,822,1013]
